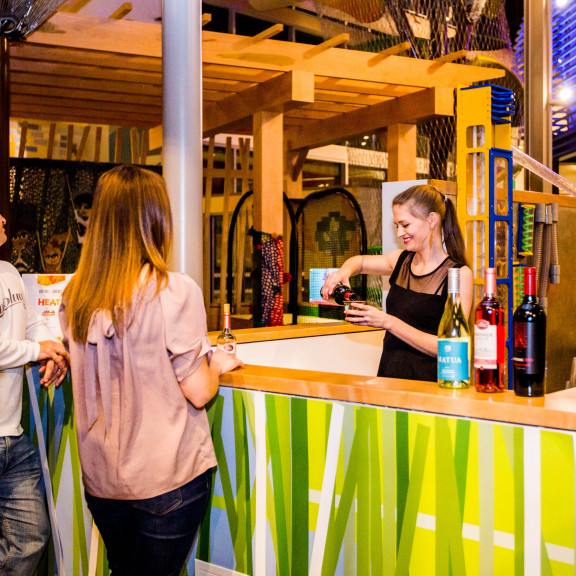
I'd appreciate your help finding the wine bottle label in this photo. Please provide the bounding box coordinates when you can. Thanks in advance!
[218,342,236,353]
[474,322,497,369]
[438,339,469,381]
[513,322,541,375]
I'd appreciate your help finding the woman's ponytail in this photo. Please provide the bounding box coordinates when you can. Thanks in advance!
[442,197,468,267]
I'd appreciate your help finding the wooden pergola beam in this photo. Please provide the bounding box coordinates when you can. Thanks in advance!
[29,15,502,87]
[286,87,453,151]
[304,33,349,59]
[368,41,411,64]
[109,3,132,20]
[203,70,314,137]
[201,31,503,89]
[58,0,91,12]
[29,12,161,58]
[234,23,284,49]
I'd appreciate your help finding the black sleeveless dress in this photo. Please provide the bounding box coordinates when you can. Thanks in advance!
[377,250,461,382]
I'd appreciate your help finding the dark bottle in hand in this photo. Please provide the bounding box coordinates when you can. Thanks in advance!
[513,267,546,397]
[331,283,358,305]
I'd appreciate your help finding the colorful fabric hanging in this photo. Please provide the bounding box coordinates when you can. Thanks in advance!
[251,230,287,327]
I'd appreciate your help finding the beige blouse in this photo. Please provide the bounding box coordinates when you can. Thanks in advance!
[59,273,215,500]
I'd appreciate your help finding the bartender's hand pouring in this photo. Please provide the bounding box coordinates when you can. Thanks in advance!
[320,270,350,301]
[344,302,391,329]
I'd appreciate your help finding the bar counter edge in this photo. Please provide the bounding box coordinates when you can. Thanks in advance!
[220,364,576,431]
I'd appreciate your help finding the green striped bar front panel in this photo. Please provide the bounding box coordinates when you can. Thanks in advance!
[25,369,576,576]
[201,387,576,576]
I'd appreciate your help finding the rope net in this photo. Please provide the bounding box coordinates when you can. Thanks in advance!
[313,0,521,185]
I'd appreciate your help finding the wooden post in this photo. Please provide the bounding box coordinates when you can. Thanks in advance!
[130,128,139,164]
[47,123,56,160]
[77,125,90,161]
[385,123,417,181]
[140,129,149,164]
[114,128,123,163]
[18,121,28,158]
[285,147,308,199]
[66,124,74,161]
[94,126,102,163]
[253,111,283,235]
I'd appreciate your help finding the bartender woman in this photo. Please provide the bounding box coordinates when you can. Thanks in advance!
[321,184,473,382]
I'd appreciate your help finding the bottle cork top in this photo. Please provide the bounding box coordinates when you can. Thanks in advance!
[224,303,230,314]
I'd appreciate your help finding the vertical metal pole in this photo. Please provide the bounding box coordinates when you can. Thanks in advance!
[524,0,553,193]
[0,37,11,260]
[162,0,203,282]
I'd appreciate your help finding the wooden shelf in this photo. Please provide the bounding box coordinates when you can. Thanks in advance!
[208,322,381,345]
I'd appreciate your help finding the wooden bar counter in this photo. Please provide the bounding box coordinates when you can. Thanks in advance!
[202,323,576,576]
[211,322,576,432]
[220,363,576,432]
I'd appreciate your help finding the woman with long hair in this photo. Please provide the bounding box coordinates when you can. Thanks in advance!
[321,184,473,382]
[59,165,242,576]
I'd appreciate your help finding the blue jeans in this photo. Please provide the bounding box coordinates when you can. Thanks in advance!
[85,468,213,576]
[0,434,50,576]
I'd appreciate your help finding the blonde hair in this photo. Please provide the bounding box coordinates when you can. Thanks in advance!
[64,165,173,343]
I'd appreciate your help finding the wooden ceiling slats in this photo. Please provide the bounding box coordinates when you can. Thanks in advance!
[314,91,390,106]
[9,11,503,137]
[10,44,161,74]
[202,64,280,84]
[10,106,160,127]
[202,78,258,93]
[11,94,161,116]
[314,76,422,97]
[10,72,162,96]
[10,60,161,86]
[11,83,162,106]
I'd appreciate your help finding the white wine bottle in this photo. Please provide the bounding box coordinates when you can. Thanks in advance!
[437,268,470,389]
[217,303,237,355]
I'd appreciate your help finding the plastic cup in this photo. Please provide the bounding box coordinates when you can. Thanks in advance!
[343,301,366,323]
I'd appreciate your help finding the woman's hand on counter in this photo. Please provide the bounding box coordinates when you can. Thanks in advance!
[180,351,243,409]
[211,349,244,375]
[344,303,391,329]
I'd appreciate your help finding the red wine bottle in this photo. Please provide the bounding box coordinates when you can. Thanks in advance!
[513,267,546,397]
[474,268,506,392]
[330,283,358,305]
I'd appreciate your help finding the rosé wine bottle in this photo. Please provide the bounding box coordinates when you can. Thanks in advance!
[474,268,506,392]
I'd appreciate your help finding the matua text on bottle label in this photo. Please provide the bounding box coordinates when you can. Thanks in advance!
[438,339,469,381]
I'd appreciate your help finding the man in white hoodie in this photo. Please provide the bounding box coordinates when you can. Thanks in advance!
[0,214,69,575]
